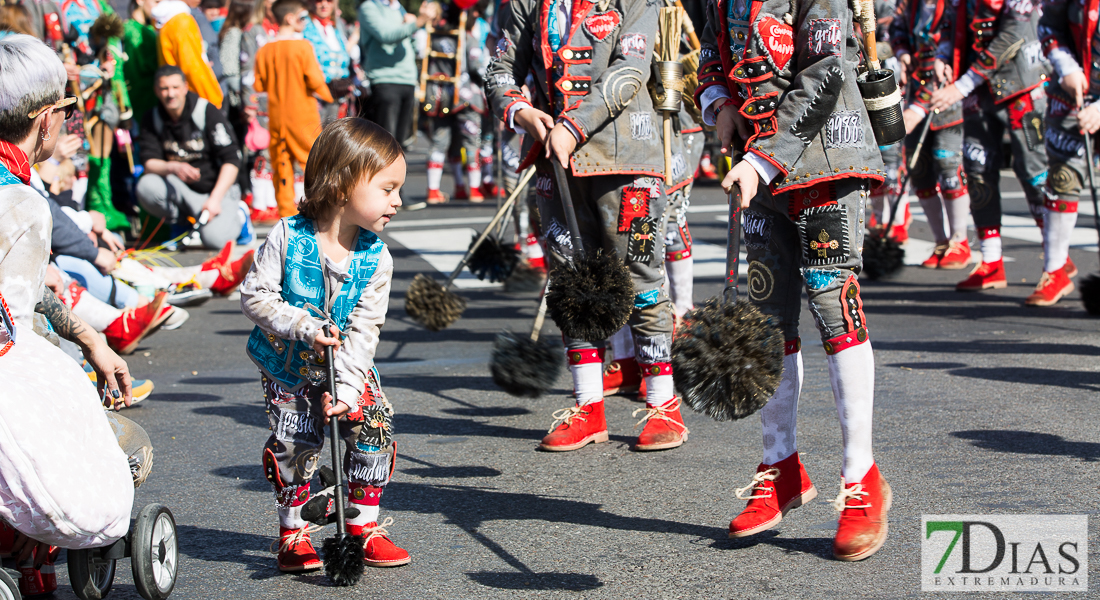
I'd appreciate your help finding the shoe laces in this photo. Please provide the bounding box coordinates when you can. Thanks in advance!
[118,307,141,334]
[1036,271,1055,289]
[360,516,395,547]
[548,405,588,433]
[631,399,690,435]
[270,524,322,554]
[735,467,779,500]
[829,482,871,512]
[604,362,621,375]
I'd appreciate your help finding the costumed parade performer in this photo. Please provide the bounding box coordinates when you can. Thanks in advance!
[696,0,891,559]
[866,0,910,242]
[487,0,690,451]
[240,118,409,573]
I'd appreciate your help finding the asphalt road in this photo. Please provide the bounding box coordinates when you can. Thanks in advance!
[49,146,1100,599]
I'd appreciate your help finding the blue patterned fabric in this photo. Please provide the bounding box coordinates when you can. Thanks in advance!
[246,215,385,390]
[303,18,351,83]
[0,162,20,187]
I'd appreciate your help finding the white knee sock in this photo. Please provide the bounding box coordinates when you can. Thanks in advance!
[466,165,481,191]
[346,504,380,527]
[67,285,122,331]
[427,152,445,191]
[761,351,803,465]
[480,147,494,183]
[1043,209,1078,272]
[645,374,674,407]
[571,362,603,406]
[918,194,948,243]
[945,194,971,242]
[609,325,635,361]
[278,505,306,530]
[666,256,694,317]
[826,342,876,483]
[979,229,1002,262]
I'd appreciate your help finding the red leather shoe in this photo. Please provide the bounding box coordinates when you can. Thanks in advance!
[426,189,448,204]
[1065,256,1078,278]
[480,182,500,197]
[699,158,718,180]
[348,518,410,567]
[956,259,1007,292]
[539,401,609,451]
[201,242,234,272]
[921,244,947,268]
[274,526,322,572]
[887,203,911,243]
[467,186,485,203]
[1025,268,1075,306]
[632,398,689,451]
[603,357,641,396]
[831,463,892,561]
[729,452,817,538]
[452,186,469,201]
[938,239,972,270]
[104,292,172,354]
[251,206,281,225]
[209,250,255,295]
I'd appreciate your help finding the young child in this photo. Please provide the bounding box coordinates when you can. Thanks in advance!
[254,0,334,217]
[239,118,407,573]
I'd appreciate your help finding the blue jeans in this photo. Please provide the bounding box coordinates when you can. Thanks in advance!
[54,255,140,309]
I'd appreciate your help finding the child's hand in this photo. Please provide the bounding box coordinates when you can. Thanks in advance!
[321,392,351,424]
[312,326,342,355]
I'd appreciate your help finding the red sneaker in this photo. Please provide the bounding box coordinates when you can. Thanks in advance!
[274,526,322,572]
[831,463,892,561]
[209,250,255,295]
[956,259,1007,292]
[452,186,469,201]
[348,518,410,567]
[426,189,448,204]
[480,182,500,197]
[104,292,172,355]
[699,159,718,180]
[938,239,972,270]
[539,401,609,451]
[603,357,641,396]
[468,186,485,203]
[632,398,689,451]
[888,203,911,243]
[729,452,817,538]
[921,243,947,268]
[201,242,234,272]
[1065,256,1078,278]
[251,207,281,225]
[1025,268,1075,306]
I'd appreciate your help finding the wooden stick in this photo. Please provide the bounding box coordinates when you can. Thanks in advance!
[663,114,673,185]
[672,0,700,49]
[858,0,880,71]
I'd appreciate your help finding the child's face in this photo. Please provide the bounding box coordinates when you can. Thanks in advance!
[346,156,405,233]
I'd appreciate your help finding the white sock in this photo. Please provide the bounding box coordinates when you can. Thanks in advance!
[918,193,948,243]
[278,505,306,530]
[945,194,971,242]
[427,152,445,191]
[609,325,635,361]
[571,362,603,406]
[666,256,694,317]
[1043,209,1078,272]
[761,351,803,465]
[69,286,122,331]
[645,375,675,407]
[346,504,379,527]
[480,147,494,183]
[466,166,481,191]
[980,233,1002,262]
[826,342,876,483]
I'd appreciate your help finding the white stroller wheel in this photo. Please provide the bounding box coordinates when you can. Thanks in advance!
[0,568,20,600]
[131,504,179,600]
[68,548,117,600]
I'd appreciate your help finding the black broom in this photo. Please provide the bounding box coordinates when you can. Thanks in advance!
[320,326,365,586]
[671,185,785,421]
[405,169,536,331]
[1079,131,1100,315]
[544,161,634,343]
[490,290,562,397]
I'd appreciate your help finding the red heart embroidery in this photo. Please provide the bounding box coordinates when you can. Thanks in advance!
[756,16,794,71]
[584,10,622,40]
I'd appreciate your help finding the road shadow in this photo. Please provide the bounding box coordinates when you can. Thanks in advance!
[210,464,270,491]
[885,362,968,370]
[874,340,1100,357]
[951,430,1100,462]
[175,525,283,580]
[214,329,254,336]
[440,406,532,417]
[466,571,602,591]
[945,366,1100,391]
[398,413,545,440]
[713,529,835,560]
[152,392,223,403]
[192,404,268,428]
[181,376,258,385]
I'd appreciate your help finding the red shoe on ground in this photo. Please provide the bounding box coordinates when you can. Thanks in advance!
[1025,268,1075,306]
[729,452,817,538]
[603,357,641,396]
[251,206,280,225]
[632,398,689,451]
[480,182,500,197]
[539,401,609,451]
[201,242,234,272]
[938,239,972,270]
[921,243,947,268]
[209,250,255,295]
[699,159,718,180]
[104,292,172,355]
[888,203,911,243]
[956,259,1007,292]
[831,463,892,561]
[468,186,485,203]
[274,526,322,572]
[452,186,469,201]
[426,189,448,204]
[1065,256,1078,278]
[348,519,411,567]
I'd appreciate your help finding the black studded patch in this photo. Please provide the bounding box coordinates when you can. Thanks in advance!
[1023,111,1044,151]
[356,405,394,449]
[742,210,773,250]
[626,216,659,264]
[797,205,849,266]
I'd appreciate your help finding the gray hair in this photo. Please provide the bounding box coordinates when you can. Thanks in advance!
[0,34,67,144]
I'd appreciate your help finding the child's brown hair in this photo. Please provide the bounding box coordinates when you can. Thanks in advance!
[271,0,304,26]
[299,118,403,220]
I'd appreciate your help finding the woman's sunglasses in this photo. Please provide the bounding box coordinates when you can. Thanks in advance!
[27,95,77,121]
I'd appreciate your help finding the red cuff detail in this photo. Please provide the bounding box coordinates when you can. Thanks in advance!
[978,226,1001,239]
[666,248,691,261]
[915,186,939,199]
[638,362,672,377]
[1045,199,1079,213]
[568,348,605,365]
[784,338,801,355]
[822,328,869,355]
[348,483,383,506]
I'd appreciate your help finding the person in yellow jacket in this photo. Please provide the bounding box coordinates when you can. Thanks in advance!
[152,0,223,108]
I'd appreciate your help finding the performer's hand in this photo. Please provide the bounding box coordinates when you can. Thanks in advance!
[1079,103,1100,134]
[312,326,342,355]
[85,340,133,409]
[903,108,924,134]
[544,123,577,169]
[514,107,553,141]
[51,133,81,161]
[933,58,952,85]
[723,160,759,207]
[1062,71,1089,108]
[321,391,351,424]
[11,531,53,568]
[94,247,118,274]
[172,162,202,183]
[715,101,740,155]
[200,194,223,220]
[930,83,963,112]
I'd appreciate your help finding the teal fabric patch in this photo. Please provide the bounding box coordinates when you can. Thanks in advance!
[1031,171,1047,187]
[634,288,660,308]
[933,148,956,159]
[803,268,843,290]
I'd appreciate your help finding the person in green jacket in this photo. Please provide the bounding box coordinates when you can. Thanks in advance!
[123,0,161,124]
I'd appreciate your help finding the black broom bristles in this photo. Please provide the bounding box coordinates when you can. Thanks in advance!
[672,298,785,421]
[504,262,547,293]
[467,234,520,283]
[322,533,365,586]
[861,234,905,280]
[405,273,467,331]
[546,252,634,343]
[1081,274,1100,315]
[490,331,562,397]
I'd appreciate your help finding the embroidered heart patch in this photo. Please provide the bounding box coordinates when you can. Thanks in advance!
[755,16,794,71]
[584,10,622,40]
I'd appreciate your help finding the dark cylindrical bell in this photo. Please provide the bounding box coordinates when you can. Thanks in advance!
[858,69,905,146]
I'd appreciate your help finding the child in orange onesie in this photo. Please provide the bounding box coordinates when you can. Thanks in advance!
[254,0,334,216]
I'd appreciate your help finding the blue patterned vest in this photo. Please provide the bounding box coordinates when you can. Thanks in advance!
[246,215,385,390]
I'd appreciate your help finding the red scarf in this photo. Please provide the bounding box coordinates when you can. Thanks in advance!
[317,16,334,27]
[0,140,31,184]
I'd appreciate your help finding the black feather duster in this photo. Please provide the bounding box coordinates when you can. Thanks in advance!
[1081,274,1100,315]
[672,298,785,421]
[546,252,634,343]
[90,13,124,42]
[490,331,562,397]
[861,234,905,280]
[322,533,365,586]
[467,234,520,283]
[405,274,467,331]
[504,262,547,293]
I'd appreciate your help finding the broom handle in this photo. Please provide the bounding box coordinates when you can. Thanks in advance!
[724,185,743,303]
[324,325,347,536]
[858,0,880,71]
[529,292,548,341]
[443,168,535,288]
[882,107,935,232]
[663,114,673,185]
[1084,131,1100,268]
[552,160,587,260]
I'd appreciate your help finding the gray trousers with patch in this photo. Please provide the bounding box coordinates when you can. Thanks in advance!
[136,173,242,249]
[1043,87,1090,209]
[743,178,870,345]
[536,164,673,358]
[907,122,967,200]
[963,87,1048,226]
